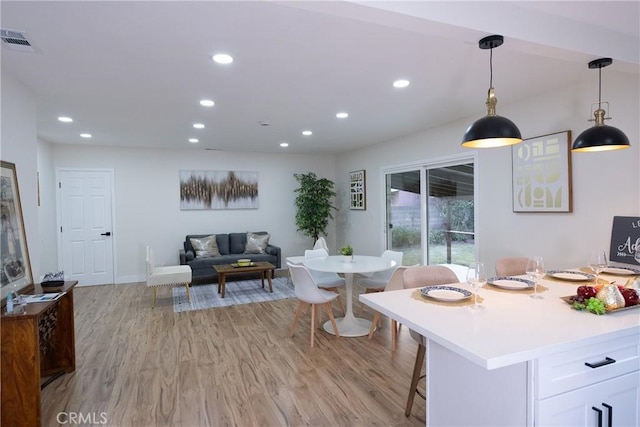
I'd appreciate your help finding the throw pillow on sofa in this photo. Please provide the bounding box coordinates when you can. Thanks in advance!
[245,232,270,254]
[190,235,221,257]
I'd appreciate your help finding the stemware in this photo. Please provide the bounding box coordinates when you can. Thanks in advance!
[588,250,608,285]
[526,256,545,300]
[467,262,487,310]
[634,244,640,264]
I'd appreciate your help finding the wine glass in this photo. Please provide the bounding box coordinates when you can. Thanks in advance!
[634,244,640,264]
[526,256,545,300]
[467,262,487,310]
[588,250,608,285]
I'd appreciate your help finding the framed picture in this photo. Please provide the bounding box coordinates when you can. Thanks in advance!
[350,170,366,210]
[1,161,34,302]
[512,131,573,213]
[179,170,259,210]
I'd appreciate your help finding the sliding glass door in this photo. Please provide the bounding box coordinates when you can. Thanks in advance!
[385,159,475,266]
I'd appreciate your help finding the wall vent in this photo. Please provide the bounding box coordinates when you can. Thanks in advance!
[1,29,38,52]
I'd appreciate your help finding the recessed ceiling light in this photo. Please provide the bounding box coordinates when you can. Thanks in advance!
[58,116,73,122]
[80,133,92,138]
[336,112,349,119]
[302,130,312,136]
[189,138,199,143]
[193,123,205,129]
[280,142,289,148]
[199,99,215,107]
[393,79,410,88]
[212,53,233,64]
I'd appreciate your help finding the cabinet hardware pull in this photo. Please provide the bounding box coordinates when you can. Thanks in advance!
[584,357,616,369]
[592,406,603,427]
[602,403,612,427]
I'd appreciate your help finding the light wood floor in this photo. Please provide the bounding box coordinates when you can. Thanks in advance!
[41,282,426,426]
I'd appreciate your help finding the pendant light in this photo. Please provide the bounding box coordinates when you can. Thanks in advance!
[462,35,522,148]
[572,58,630,152]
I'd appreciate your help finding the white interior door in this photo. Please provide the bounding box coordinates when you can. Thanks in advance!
[58,169,114,286]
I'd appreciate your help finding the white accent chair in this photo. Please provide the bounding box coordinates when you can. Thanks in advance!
[403,265,459,417]
[146,246,192,308]
[288,263,340,347]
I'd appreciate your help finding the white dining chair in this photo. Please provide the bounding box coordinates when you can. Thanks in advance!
[304,248,345,315]
[313,237,329,251]
[288,263,340,347]
[357,250,403,292]
[402,265,459,417]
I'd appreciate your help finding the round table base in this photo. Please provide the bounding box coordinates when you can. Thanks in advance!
[323,316,372,337]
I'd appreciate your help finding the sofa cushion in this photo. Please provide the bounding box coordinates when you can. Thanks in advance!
[229,233,246,254]
[245,232,270,254]
[189,235,220,257]
[216,233,230,255]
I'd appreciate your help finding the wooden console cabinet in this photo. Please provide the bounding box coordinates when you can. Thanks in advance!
[1,281,78,427]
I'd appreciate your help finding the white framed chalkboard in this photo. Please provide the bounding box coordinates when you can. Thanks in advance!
[609,216,640,265]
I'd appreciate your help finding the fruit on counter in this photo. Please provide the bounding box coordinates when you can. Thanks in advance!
[570,296,606,315]
[577,285,597,298]
[596,284,626,310]
[620,288,639,307]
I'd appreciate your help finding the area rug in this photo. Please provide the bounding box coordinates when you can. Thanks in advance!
[173,277,295,313]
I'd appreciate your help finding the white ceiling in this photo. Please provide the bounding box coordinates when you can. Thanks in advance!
[1,1,638,155]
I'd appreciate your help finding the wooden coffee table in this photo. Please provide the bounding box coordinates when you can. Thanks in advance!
[214,261,275,298]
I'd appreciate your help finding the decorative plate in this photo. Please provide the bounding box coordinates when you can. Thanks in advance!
[546,270,595,281]
[602,266,640,275]
[421,285,472,302]
[487,276,534,290]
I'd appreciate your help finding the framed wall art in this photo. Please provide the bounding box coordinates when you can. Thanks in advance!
[350,170,366,210]
[179,170,258,210]
[512,130,573,213]
[1,161,34,301]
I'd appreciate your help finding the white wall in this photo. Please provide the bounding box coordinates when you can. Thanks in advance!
[335,70,640,273]
[49,145,337,283]
[37,139,58,275]
[0,72,40,279]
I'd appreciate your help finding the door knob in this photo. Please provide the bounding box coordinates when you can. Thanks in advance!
[100,232,111,236]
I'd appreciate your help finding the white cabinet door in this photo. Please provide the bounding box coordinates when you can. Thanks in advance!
[536,372,639,426]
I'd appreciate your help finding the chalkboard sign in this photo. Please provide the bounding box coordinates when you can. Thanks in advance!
[609,216,640,265]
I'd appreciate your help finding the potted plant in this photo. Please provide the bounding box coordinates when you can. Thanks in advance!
[340,245,353,262]
[293,172,337,244]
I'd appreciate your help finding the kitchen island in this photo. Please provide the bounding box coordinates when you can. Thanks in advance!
[360,276,640,426]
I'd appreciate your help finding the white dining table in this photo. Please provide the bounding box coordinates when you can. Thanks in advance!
[303,255,397,337]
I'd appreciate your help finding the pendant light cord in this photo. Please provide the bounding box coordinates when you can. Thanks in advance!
[598,66,602,109]
[489,47,494,89]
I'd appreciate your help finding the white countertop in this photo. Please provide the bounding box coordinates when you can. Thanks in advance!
[360,277,640,370]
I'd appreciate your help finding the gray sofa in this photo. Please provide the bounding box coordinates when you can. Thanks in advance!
[179,232,281,285]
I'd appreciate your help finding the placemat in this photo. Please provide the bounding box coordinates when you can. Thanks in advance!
[411,289,483,307]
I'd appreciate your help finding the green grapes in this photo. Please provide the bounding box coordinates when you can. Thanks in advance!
[572,297,606,315]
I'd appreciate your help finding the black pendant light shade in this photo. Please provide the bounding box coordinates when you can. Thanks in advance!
[462,35,522,148]
[462,113,522,148]
[572,58,630,152]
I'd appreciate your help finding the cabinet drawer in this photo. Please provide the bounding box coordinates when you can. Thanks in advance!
[535,332,640,399]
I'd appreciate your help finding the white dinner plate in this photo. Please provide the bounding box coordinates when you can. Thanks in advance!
[602,266,640,275]
[421,285,472,302]
[546,270,594,281]
[487,276,534,290]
